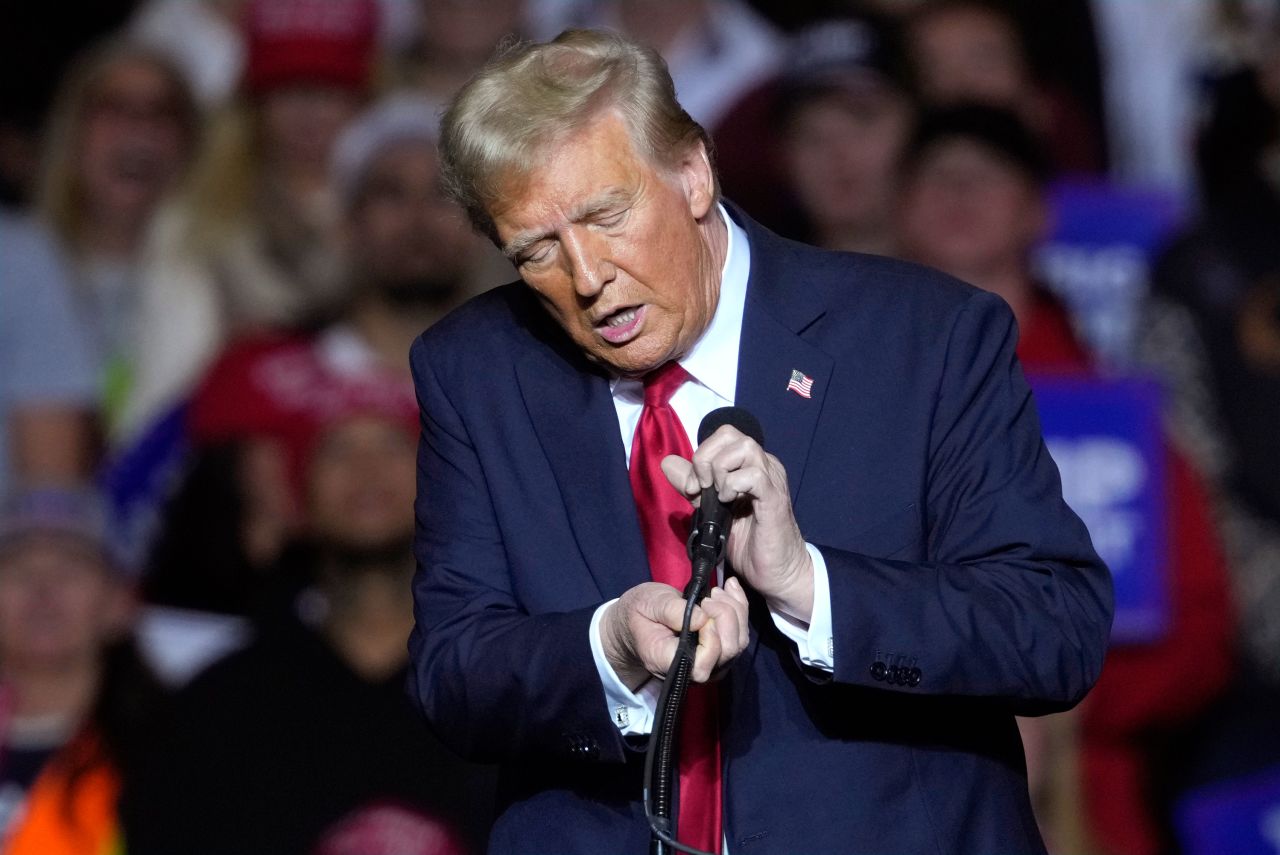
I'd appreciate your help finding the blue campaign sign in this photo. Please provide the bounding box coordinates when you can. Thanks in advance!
[1033,180,1184,367]
[1177,767,1280,855]
[1027,375,1168,644]
[97,400,190,572]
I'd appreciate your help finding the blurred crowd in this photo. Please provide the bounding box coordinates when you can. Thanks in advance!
[0,1,1277,853]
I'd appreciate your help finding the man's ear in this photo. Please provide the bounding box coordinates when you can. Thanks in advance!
[678,140,716,220]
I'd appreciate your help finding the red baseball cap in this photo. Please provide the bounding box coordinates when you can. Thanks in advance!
[242,0,379,95]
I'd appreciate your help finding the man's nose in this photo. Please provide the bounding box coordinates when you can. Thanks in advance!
[561,226,617,298]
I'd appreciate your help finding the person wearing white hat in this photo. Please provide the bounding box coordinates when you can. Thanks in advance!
[0,486,163,855]
[145,92,503,616]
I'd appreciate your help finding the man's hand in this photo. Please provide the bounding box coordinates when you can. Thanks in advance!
[660,425,815,624]
[600,579,750,693]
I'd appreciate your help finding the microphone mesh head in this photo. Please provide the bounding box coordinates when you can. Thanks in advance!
[697,407,765,446]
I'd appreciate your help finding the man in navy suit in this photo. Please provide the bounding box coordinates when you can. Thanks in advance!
[409,29,1112,855]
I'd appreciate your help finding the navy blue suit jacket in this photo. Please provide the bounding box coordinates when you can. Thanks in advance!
[408,207,1113,854]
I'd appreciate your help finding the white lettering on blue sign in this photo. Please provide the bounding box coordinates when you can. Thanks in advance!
[1046,437,1149,576]
[1261,802,1280,854]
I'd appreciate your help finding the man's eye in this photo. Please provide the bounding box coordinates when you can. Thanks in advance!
[596,210,626,228]
[522,244,554,267]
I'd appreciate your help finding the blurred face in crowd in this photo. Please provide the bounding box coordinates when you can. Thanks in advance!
[782,87,913,241]
[1261,34,1280,112]
[314,803,466,855]
[897,137,1046,278]
[78,57,192,224]
[908,6,1030,107]
[618,0,710,39]
[260,84,364,177]
[491,110,722,378]
[420,0,524,66]
[348,141,477,300]
[305,416,418,553]
[863,0,927,13]
[0,536,129,673]
[237,438,300,567]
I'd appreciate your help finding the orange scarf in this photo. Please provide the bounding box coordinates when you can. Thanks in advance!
[3,733,121,855]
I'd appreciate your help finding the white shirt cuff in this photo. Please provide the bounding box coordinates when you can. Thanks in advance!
[768,543,835,671]
[589,599,661,735]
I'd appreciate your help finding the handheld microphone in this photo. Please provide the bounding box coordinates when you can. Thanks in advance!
[685,407,765,600]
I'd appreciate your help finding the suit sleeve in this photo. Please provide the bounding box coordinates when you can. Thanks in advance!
[407,336,629,764]
[817,291,1114,714]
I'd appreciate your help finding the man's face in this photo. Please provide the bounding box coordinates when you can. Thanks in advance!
[348,140,476,296]
[490,110,721,378]
[909,7,1029,107]
[0,536,128,671]
[897,137,1046,277]
[783,88,913,235]
[305,416,418,552]
[260,84,363,174]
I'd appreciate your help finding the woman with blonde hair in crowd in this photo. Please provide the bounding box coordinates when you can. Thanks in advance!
[122,0,379,441]
[35,38,199,435]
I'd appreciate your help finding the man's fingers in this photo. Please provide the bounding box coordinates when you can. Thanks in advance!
[715,466,765,504]
[644,588,705,633]
[647,634,681,679]
[691,619,722,682]
[660,454,699,500]
[624,581,751,682]
[731,578,751,649]
[690,425,747,488]
[702,590,745,660]
[691,427,773,499]
[721,577,751,650]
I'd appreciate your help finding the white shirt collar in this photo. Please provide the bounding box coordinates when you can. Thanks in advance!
[609,203,749,402]
[678,203,748,404]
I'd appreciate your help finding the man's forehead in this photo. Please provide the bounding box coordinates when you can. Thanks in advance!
[490,124,660,254]
[505,182,633,225]
[494,184,637,258]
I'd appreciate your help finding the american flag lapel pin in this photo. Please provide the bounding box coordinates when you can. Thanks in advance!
[786,369,814,399]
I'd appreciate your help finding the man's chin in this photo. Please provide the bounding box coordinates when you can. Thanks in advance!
[583,339,677,378]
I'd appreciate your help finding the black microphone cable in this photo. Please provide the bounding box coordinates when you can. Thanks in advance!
[643,407,764,855]
[643,569,713,855]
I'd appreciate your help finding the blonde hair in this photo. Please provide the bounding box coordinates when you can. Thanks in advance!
[439,29,717,241]
[175,100,261,254]
[36,39,198,249]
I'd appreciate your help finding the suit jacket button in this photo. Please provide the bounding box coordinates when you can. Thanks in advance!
[870,661,887,681]
[565,733,599,759]
[907,668,922,687]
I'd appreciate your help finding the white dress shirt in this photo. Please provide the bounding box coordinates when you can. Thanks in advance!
[588,205,835,736]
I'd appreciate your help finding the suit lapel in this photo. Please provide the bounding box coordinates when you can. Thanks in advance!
[515,335,651,601]
[731,210,834,505]
[735,302,833,505]
[722,207,835,697]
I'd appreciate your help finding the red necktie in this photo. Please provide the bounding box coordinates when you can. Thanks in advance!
[628,361,722,853]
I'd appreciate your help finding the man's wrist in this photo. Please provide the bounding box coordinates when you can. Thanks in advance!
[590,600,660,735]
[763,549,815,625]
[600,601,651,693]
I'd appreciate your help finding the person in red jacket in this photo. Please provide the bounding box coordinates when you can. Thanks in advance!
[897,103,1236,855]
